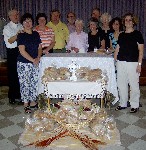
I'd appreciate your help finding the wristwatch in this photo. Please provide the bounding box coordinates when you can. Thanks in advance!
[138,62,142,66]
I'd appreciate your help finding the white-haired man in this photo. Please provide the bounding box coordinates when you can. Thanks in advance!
[3,9,23,104]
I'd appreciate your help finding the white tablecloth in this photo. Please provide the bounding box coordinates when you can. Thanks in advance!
[43,80,105,99]
[38,53,119,103]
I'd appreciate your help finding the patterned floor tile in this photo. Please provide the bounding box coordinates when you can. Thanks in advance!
[121,125,146,138]
[17,122,26,129]
[133,119,146,129]
[8,134,23,148]
[100,145,125,150]
[0,118,14,129]
[0,125,23,138]
[0,86,146,149]
[115,114,139,124]
[132,110,146,118]
[128,139,146,150]
[141,134,146,141]
[0,108,21,118]
[106,108,125,118]
[0,103,13,112]
[0,100,5,105]
[139,106,146,113]
[120,132,138,148]
[0,139,18,150]
[115,119,129,131]
[0,133,5,140]
[7,113,26,124]
[142,116,146,120]
[0,114,5,120]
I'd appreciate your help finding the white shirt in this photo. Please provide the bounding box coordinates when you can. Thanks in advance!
[66,31,88,53]
[3,21,23,48]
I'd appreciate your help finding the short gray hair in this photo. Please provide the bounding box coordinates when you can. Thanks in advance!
[75,19,84,26]
[8,9,18,17]
[100,13,112,23]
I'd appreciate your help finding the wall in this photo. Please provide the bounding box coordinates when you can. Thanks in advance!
[0,0,145,58]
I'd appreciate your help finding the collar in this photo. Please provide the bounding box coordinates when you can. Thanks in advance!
[10,21,19,28]
[35,25,49,30]
[50,20,61,26]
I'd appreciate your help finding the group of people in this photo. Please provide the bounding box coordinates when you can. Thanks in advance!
[3,8,144,113]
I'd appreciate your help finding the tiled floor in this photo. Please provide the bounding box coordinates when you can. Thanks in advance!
[0,86,146,150]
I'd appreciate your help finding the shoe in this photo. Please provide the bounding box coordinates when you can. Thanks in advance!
[130,108,139,113]
[127,101,131,107]
[24,106,31,113]
[9,99,16,104]
[30,103,38,109]
[115,106,127,111]
[139,103,142,107]
[127,101,142,107]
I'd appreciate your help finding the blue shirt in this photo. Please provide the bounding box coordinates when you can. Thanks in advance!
[17,31,41,63]
[109,32,118,49]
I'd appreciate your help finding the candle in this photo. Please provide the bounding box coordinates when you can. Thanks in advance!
[48,97,51,111]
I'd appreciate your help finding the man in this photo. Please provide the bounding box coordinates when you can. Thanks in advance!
[84,8,101,33]
[3,9,23,104]
[91,8,102,28]
[91,8,101,20]
[67,12,76,34]
[46,9,69,53]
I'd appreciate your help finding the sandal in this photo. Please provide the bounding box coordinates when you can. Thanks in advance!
[24,106,31,113]
[30,103,38,109]
[115,106,127,111]
[130,108,139,113]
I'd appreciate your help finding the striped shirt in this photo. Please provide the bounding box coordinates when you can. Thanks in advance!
[34,26,54,48]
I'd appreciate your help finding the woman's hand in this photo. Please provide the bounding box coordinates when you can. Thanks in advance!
[71,47,79,53]
[42,48,49,54]
[33,57,40,66]
[136,65,141,73]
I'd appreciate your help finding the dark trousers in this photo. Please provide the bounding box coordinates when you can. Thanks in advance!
[53,48,66,53]
[7,47,21,99]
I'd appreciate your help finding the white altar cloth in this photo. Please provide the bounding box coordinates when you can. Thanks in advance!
[44,80,105,99]
[38,53,119,103]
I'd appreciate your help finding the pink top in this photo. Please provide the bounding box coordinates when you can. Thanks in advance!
[34,26,54,48]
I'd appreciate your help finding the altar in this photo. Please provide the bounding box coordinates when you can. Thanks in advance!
[38,53,119,104]
[20,53,121,149]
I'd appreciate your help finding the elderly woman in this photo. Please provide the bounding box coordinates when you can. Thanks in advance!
[88,17,105,52]
[66,19,88,53]
[34,13,55,54]
[108,17,123,52]
[17,13,42,113]
[100,13,112,49]
[114,13,144,113]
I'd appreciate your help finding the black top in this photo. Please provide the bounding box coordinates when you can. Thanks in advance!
[117,30,144,62]
[17,31,41,63]
[102,29,112,49]
[88,28,105,52]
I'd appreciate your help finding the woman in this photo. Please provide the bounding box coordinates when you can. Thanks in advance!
[66,19,88,53]
[17,13,42,113]
[88,17,105,52]
[34,13,55,54]
[100,13,112,49]
[109,17,123,52]
[114,13,144,113]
